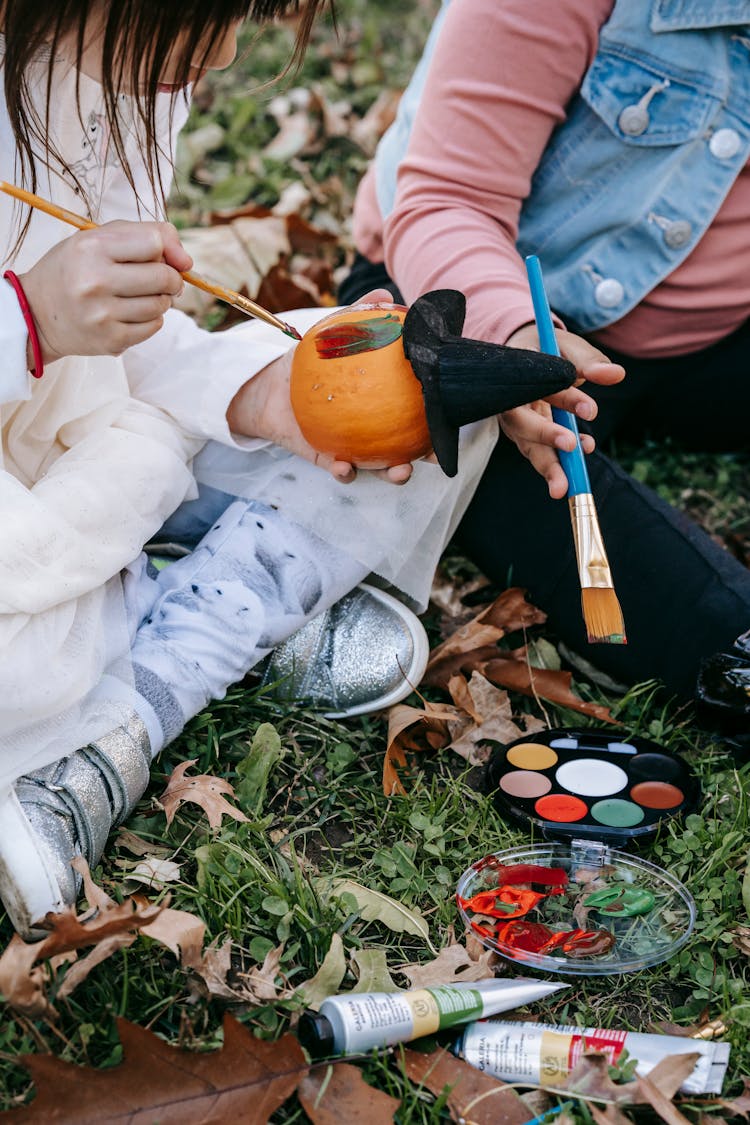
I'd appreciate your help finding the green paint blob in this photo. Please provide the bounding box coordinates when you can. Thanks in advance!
[590,798,645,828]
[586,884,656,917]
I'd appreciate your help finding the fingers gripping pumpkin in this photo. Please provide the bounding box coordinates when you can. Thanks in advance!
[290,291,578,477]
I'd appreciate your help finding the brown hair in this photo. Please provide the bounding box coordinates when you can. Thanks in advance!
[2,0,329,229]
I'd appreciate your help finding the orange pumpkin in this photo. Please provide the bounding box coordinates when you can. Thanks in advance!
[290,303,433,468]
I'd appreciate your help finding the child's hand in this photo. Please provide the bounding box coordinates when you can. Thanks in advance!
[19,221,191,364]
[500,324,626,499]
[228,289,417,486]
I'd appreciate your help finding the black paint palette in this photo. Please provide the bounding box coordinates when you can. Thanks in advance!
[485,728,700,844]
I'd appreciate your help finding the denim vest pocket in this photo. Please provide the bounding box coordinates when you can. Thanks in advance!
[581,49,723,146]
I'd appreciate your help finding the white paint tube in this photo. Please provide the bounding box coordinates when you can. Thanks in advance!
[298,979,568,1058]
[455,1020,731,1095]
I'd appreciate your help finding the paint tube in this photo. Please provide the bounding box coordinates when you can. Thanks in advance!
[298,979,568,1058]
[455,1020,730,1095]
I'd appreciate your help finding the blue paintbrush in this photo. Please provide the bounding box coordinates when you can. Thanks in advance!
[525,255,626,645]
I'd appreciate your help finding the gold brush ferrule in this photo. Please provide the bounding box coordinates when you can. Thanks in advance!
[568,494,613,590]
[690,1019,728,1041]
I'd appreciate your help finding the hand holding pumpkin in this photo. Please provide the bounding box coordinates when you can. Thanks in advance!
[226,293,420,485]
[228,289,579,484]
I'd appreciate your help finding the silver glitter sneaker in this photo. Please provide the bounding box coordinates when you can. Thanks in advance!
[0,712,151,939]
[261,583,430,718]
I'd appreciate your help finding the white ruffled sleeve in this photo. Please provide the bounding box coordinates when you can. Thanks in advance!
[122,306,292,448]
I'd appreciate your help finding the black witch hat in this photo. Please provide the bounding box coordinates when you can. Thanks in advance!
[402,289,576,477]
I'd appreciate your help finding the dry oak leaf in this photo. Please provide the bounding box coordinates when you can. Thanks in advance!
[589,1104,637,1125]
[383,700,460,796]
[424,587,547,685]
[482,654,619,725]
[398,940,498,989]
[298,1062,400,1124]
[423,587,618,724]
[0,857,164,1018]
[401,1046,531,1125]
[447,675,546,766]
[561,1052,639,1105]
[187,938,290,1006]
[635,1075,694,1125]
[561,1050,700,1108]
[0,1015,308,1124]
[715,1076,750,1118]
[159,759,249,828]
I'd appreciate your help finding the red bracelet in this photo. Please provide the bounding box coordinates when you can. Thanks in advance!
[3,270,44,379]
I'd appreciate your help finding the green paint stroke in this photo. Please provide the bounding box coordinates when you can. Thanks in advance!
[315,313,403,359]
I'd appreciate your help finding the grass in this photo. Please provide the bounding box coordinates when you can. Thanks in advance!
[2,0,750,1119]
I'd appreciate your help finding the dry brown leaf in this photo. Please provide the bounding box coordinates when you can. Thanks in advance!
[645,1053,704,1101]
[349,89,402,155]
[298,1062,400,1124]
[561,1052,638,1104]
[649,1020,706,1038]
[429,569,493,621]
[382,701,459,796]
[140,906,207,966]
[422,587,617,724]
[0,938,57,1021]
[187,938,290,1006]
[483,655,619,724]
[159,759,249,828]
[448,678,546,765]
[401,1046,531,1125]
[733,927,750,957]
[424,588,545,688]
[448,672,484,723]
[0,1016,308,1124]
[256,260,322,313]
[0,859,164,1017]
[636,1075,694,1125]
[263,109,317,160]
[186,937,237,1002]
[122,857,182,889]
[114,828,171,858]
[715,1077,750,1118]
[589,1103,636,1125]
[398,940,498,989]
[236,943,289,1003]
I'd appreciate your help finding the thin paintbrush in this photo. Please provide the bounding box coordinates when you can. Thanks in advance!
[525,254,626,645]
[0,180,302,341]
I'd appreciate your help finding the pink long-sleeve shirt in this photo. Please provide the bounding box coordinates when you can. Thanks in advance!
[353,0,750,359]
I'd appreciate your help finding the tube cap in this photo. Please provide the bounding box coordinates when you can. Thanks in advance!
[297,1010,336,1059]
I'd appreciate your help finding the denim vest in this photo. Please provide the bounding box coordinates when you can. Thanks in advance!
[373,0,750,332]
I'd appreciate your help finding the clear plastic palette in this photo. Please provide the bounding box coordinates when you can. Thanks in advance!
[456,841,696,975]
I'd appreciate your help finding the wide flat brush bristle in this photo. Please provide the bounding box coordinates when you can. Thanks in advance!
[581,587,627,645]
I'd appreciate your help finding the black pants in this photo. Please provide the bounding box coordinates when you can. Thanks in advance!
[341,254,750,700]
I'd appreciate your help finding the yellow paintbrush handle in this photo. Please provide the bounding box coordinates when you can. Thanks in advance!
[0,181,301,339]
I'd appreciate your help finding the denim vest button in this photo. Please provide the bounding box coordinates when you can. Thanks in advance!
[594,278,625,308]
[663,220,692,248]
[618,104,650,136]
[709,128,741,159]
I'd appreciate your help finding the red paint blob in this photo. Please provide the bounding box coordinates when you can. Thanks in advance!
[630,781,684,809]
[535,793,588,822]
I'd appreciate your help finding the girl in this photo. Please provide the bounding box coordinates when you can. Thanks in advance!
[0,0,490,938]
[342,0,750,729]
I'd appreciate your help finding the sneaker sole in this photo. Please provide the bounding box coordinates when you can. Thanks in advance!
[0,789,66,940]
[323,584,431,719]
